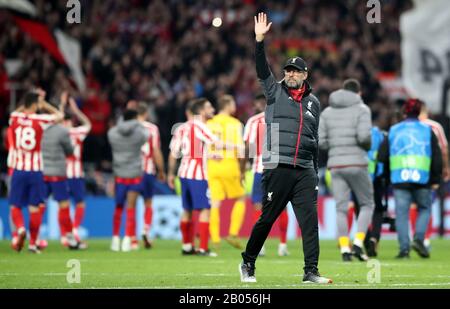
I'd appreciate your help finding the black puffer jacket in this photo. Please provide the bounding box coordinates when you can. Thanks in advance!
[256,41,320,171]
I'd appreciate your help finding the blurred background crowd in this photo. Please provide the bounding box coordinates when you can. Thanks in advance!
[0,0,413,196]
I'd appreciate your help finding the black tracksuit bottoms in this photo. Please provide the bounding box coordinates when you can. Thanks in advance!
[242,165,319,274]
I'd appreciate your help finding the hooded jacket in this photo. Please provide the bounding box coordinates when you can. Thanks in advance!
[108,119,149,178]
[42,124,74,177]
[319,89,372,168]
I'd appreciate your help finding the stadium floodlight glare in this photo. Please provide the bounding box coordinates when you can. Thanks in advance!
[212,17,222,27]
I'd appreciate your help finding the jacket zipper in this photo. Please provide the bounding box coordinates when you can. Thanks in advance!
[293,102,303,166]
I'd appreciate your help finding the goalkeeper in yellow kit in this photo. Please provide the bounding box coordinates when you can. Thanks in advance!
[207,94,246,249]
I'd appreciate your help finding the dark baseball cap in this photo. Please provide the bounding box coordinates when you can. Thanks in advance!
[283,57,308,72]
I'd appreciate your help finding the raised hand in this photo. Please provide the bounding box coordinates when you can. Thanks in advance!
[254,12,272,41]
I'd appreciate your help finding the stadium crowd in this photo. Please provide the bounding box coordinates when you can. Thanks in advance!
[1,0,412,196]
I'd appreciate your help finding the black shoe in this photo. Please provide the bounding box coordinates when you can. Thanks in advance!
[239,262,256,283]
[395,250,410,259]
[412,239,430,258]
[365,238,378,257]
[142,234,152,249]
[182,247,197,255]
[352,244,369,261]
[342,252,353,262]
[303,271,333,284]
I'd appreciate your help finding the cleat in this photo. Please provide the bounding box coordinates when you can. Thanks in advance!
[111,236,120,252]
[342,252,353,262]
[225,235,243,250]
[60,236,69,247]
[28,245,41,254]
[142,234,152,249]
[197,249,218,257]
[258,245,266,257]
[412,239,430,258]
[395,250,410,259]
[12,227,26,252]
[181,243,196,255]
[303,272,333,284]
[352,244,369,261]
[278,243,289,256]
[77,241,88,250]
[121,236,131,252]
[239,262,256,283]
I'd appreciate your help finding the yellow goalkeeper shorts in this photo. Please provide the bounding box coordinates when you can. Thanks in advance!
[208,176,245,201]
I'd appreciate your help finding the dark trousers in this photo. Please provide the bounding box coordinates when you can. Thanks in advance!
[242,165,319,274]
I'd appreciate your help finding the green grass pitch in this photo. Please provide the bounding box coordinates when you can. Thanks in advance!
[1,239,449,288]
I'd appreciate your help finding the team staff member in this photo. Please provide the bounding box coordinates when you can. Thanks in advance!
[108,109,149,252]
[319,79,374,262]
[239,13,332,284]
[244,94,289,257]
[378,99,442,259]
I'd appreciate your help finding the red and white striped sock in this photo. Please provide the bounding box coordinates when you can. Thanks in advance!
[74,205,85,228]
[144,206,153,234]
[58,207,73,237]
[180,221,191,245]
[11,207,25,230]
[253,209,262,225]
[29,211,41,246]
[278,210,288,244]
[125,207,136,237]
[199,221,209,251]
[113,206,123,236]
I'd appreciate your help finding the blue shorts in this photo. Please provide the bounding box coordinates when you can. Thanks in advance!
[9,170,45,207]
[67,178,86,203]
[180,178,210,210]
[115,182,142,206]
[44,180,70,202]
[140,173,156,199]
[251,173,263,204]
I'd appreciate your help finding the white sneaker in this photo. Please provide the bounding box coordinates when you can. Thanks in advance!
[111,236,120,252]
[239,262,257,283]
[258,245,266,257]
[121,236,131,252]
[278,243,289,256]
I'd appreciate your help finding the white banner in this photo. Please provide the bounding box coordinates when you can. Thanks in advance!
[400,0,450,115]
[54,30,86,92]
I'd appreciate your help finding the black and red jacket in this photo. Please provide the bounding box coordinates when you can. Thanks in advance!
[256,41,320,172]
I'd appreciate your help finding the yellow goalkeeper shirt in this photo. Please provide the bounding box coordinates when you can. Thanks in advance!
[207,114,244,178]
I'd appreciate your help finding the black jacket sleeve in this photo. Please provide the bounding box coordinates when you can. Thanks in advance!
[314,99,321,174]
[256,41,278,104]
[430,131,443,185]
[255,41,271,80]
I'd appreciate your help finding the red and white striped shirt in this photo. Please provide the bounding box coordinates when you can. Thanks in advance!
[8,112,56,172]
[170,119,217,180]
[6,126,15,175]
[141,121,161,175]
[243,112,265,173]
[421,118,448,154]
[66,125,90,178]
